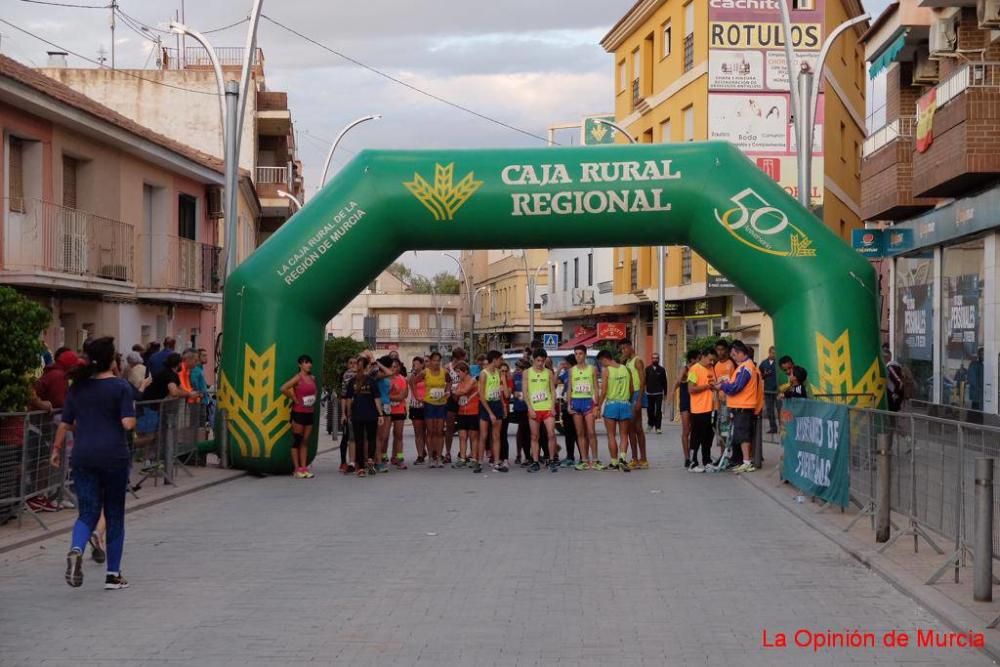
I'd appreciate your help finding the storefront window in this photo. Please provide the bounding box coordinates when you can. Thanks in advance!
[894,253,934,402]
[940,238,985,410]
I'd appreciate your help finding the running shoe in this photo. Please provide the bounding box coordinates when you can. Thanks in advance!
[345,464,356,474]
[500,462,510,472]
[393,459,408,470]
[592,461,606,471]
[357,468,367,478]
[27,496,57,513]
[561,459,575,468]
[493,463,504,473]
[628,459,640,470]
[527,462,541,473]
[377,463,389,473]
[519,460,530,468]
[104,573,130,590]
[639,460,650,470]
[574,461,589,471]
[366,462,377,476]
[655,428,662,434]
[65,549,83,588]
[339,463,349,473]
[414,457,426,466]
[549,461,559,473]
[294,470,307,479]
[472,462,483,474]
[690,465,706,473]
[452,457,466,469]
[89,533,106,564]
[443,454,452,464]
[303,468,316,479]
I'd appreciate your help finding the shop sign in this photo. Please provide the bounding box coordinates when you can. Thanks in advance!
[597,322,627,340]
[851,229,885,258]
[900,284,932,362]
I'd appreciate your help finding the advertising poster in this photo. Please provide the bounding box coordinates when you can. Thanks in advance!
[781,399,850,508]
[900,284,932,362]
[709,50,765,90]
[945,274,981,354]
[709,93,789,153]
[754,155,824,206]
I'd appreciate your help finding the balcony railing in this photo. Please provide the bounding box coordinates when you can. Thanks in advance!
[918,63,1000,112]
[376,328,462,342]
[139,235,221,293]
[2,198,134,282]
[683,34,694,72]
[161,46,263,70]
[631,79,641,108]
[862,116,916,157]
[256,165,291,185]
[256,91,288,112]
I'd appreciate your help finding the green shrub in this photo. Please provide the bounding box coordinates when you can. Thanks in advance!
[0,287,51,412]
[322,336,368,394]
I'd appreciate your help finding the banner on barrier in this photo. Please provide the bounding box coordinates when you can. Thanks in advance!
[780,399,850,507]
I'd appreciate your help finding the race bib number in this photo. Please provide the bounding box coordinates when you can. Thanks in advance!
[429,388,445,400]
[302,395,316,407]
[458,396,469,406]
[573,383,591,395]
[409,397,423,408]
[531,391,548,403]
[390,401,401,408]
[487,389,502,401]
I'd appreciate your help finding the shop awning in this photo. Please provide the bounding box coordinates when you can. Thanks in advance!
[560,331,599,350]
[869,31,908,80]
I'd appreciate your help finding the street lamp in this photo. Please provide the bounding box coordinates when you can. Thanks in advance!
[170,0,264,281]
[594,119,666,363]
[276,190,302,211]
[517,250,549,347]
[442,252,474,353]
[320,114,382,187]
[471,286,488,354]
[777,2,869,207]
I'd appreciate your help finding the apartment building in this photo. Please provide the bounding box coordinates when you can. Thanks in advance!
[460,249,560,353]
[860,0,1000,416]
[326,269,462,361]
[0,54,261,377]
[600,0,868,371]
[41,45,303,245]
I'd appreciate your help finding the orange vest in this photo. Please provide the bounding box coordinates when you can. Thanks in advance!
[728,360,763,410]
[179,365,197,403]
[457,381,480,416]
[688,364,715,415]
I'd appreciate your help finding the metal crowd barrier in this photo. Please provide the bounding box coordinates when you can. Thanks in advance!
[0,395,217,530]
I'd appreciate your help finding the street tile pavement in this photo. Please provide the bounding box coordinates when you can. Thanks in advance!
[0,426,993,666]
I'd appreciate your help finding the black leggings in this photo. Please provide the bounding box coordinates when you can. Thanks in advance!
[352,419,377,467]
[509,411,530,460]
[560,401,577,460]
[690,412,714,465]
[499,416,512,462]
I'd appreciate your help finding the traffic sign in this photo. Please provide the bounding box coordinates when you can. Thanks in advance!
[542,333,559,350]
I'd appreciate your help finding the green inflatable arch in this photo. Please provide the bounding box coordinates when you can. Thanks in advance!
[219,141,885,473]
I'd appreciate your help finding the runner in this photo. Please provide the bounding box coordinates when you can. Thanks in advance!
[388,360,409,469]
[444,348,467,465]
[556,355,578,468]
[619,340,647,469]
[280,354,318,479]
[51,337,134,590]
[716,340,763,473]
[526,349,558,473]
[339,357,358,474]
[509,359,531,465]
[569,344,600,470]
[420,352,449,468]
[408,356,427,465]
[452,362,482,473]
[345,356,384,477]
[687,348,717,472]
[714,339,737,466]
[498,361,514,469]
[595,350,632,473]
[478,351,508,472]
[374,355,395,472]
[675,350,699,468]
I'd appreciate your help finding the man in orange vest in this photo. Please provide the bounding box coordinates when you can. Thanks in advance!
[715,340,763,473]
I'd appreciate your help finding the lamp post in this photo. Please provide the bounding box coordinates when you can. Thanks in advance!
[594,119,666,363]
[518,250,550,347]
[170,0,264,281]
[320,115,382,187]
[472,286,488,355]
[777,2,869,207]
[443,252,474,353]
[276,190,302,211]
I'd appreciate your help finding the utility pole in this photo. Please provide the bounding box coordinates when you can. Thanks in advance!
[109,0,117,69]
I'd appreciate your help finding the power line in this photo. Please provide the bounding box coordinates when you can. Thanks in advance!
[262,14,554,145]
[18,0,109,8]
[0,17,218,96]
[113,9,159,44]
[115,8,248,36]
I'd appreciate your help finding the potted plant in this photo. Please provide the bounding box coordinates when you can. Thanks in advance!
[0,287,51,445]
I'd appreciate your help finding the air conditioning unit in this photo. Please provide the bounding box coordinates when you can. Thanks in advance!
[207,185,224,219]
[912,50,940,85]
[540,293,549,306]
[930,17,958,58]
[571,288,596,306]
[979,0,1000,29]
[60,232,87,274]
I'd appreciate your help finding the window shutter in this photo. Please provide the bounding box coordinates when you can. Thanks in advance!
[9,138,24,212]
[62,156,78,209]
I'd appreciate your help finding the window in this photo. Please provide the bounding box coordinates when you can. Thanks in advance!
[8,137,24,213]
[660,118,671,143]
[562,261,568,291]
[618,60,626,92]
[681,247,692,285]
[378,313,399,331]
[62,156,78,209]
[587,252,593,286]
[683,105,695,142]
[428,314,437,329]
[442,314,456,329]
[683,2,695,72]
[178,194,197,240]
[631,47,641,107]
[941,239,985,409]
[573,257,579,289]
[408,314,420,329]
[894,254,934,402]
[854,141,860,177]
[662,21,672,58]
[550,265,557,293]
[839,122,847,163]
[866,68,888,133]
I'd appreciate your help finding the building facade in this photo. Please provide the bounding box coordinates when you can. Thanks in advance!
[860,1,1000,416]
[0,54,261,379]
[600,0,867,372]
[326,269,462,361]
[541,247,633,346]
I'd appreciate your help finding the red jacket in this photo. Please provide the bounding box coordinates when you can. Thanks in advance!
[34,364,69,409]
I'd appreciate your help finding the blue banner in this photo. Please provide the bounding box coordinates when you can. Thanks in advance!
[781,399,850,508]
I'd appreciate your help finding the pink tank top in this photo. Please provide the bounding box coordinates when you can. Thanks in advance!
[292,374,317,413]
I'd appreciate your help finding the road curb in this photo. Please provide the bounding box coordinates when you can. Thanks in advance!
[742,472,1000,664]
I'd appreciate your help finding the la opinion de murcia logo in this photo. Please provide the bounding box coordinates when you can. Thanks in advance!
[404,163,483,221]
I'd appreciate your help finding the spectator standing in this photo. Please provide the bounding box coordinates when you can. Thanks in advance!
[967,348,984,412]
[783,367,809,399]
[759,347,778,434]
[644,353,668,434]
[716,340,763,473]
[51,337,135,590]
[147,337,175,377]
[675,350,698,469]
[123,352,147,393]
[31,348,80,411]
[686,349,716,472]
[884,348,905,412]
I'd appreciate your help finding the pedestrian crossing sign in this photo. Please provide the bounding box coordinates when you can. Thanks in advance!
[543,334,559,349]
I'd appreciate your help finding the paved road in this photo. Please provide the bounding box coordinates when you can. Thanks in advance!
[0,427,992,666]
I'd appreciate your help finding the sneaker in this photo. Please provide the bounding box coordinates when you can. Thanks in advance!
[414,456,426,466]
[549,461,559,473]
[574,461,589,471]
[519,459,530,468]
[345,464,356,474]
[628,459,640,470]
[65,549,83,588]
[493,463,504,473]
[294,470,307,479]
[302,469,315,479]
[89,533,106,564]
[472,462,483,474]
[591,461,606,471]
[690,465,706,473]
[655,428,662,434]
[104,573,130,590]
[561,459,575,468]
[684,459,691,469]
[27,496,57,513]
[639,460,650,470]
[377,463,389,473]
[443,454,452,464]
[500,462,510,472]
[357,468,367,478]
[339,463,349,473]
[452,457,466,469]
[366,462,377,476]
[527,462,541,473]
[392,459,408,470]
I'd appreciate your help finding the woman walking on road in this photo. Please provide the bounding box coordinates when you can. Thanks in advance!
[51,337,135,590]
[280,355,318,479]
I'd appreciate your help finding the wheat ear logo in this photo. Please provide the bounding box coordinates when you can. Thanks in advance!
[404,163,483,221]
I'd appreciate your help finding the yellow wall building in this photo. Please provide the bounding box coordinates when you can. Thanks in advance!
[600,0,867,369]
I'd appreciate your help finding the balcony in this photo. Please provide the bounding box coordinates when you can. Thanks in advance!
[376,328,462,343]
[161,46,263,73]
[137,235,221,301]
[861,117,937,221]
[1,198,134,293]
[256,91,291,136]
[912,63,1000,198]
[254,164,296,217]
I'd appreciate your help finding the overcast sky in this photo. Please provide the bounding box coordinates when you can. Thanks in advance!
[3,0,892,277]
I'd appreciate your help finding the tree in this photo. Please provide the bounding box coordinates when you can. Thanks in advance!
[0,287,51,413]
[322,336,368,394]
[387,261,413,284]
[411,271,461,295]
